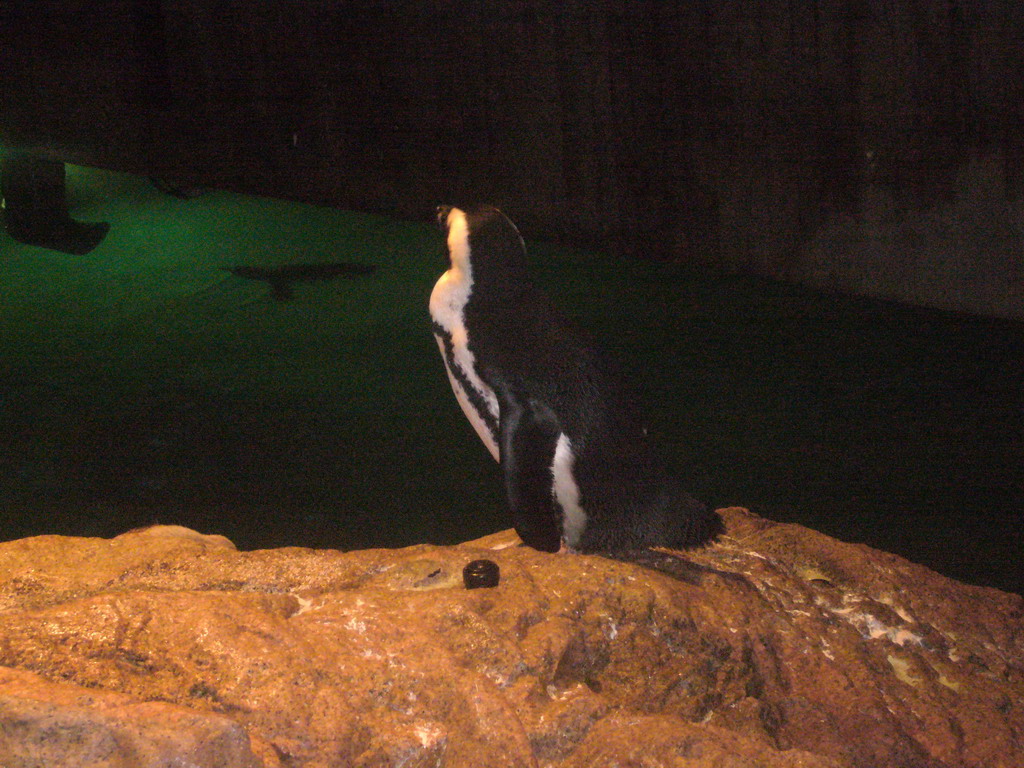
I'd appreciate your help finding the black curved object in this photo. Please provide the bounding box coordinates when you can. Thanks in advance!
[1,151,108,255]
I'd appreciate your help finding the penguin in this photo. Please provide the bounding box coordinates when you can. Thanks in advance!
[429,204,721,555]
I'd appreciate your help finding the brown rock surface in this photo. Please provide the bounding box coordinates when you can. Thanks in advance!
[0,509,1020,767]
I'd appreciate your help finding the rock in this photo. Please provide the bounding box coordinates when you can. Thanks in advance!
[0,510,1020,767]
[0,667,270,768]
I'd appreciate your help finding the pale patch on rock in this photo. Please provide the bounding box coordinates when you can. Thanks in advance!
[122,524,236,550]
[887,653,923,687]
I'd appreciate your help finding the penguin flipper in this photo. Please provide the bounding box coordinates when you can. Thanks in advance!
[497,389,562,553]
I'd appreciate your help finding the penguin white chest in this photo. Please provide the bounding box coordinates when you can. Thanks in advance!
[430,266,501,461]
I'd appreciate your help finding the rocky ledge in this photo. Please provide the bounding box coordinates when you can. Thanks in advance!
[0,508,1020,767]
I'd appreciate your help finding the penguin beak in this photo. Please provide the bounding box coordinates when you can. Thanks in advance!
[436,205,452,230]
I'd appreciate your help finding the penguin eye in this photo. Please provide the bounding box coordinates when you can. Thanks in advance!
[436,205,453,231]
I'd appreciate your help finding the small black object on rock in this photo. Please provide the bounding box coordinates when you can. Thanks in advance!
[463,559,500,589]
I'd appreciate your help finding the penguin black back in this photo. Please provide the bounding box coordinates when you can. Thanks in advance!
[429,204,721,555]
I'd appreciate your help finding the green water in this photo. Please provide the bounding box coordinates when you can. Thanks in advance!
[1,166,1020,595]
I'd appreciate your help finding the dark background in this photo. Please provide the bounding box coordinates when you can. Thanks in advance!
[3,1,1024,301]
[1,1,1022,593]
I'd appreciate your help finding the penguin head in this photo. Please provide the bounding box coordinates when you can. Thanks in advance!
[437,204,528,284]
